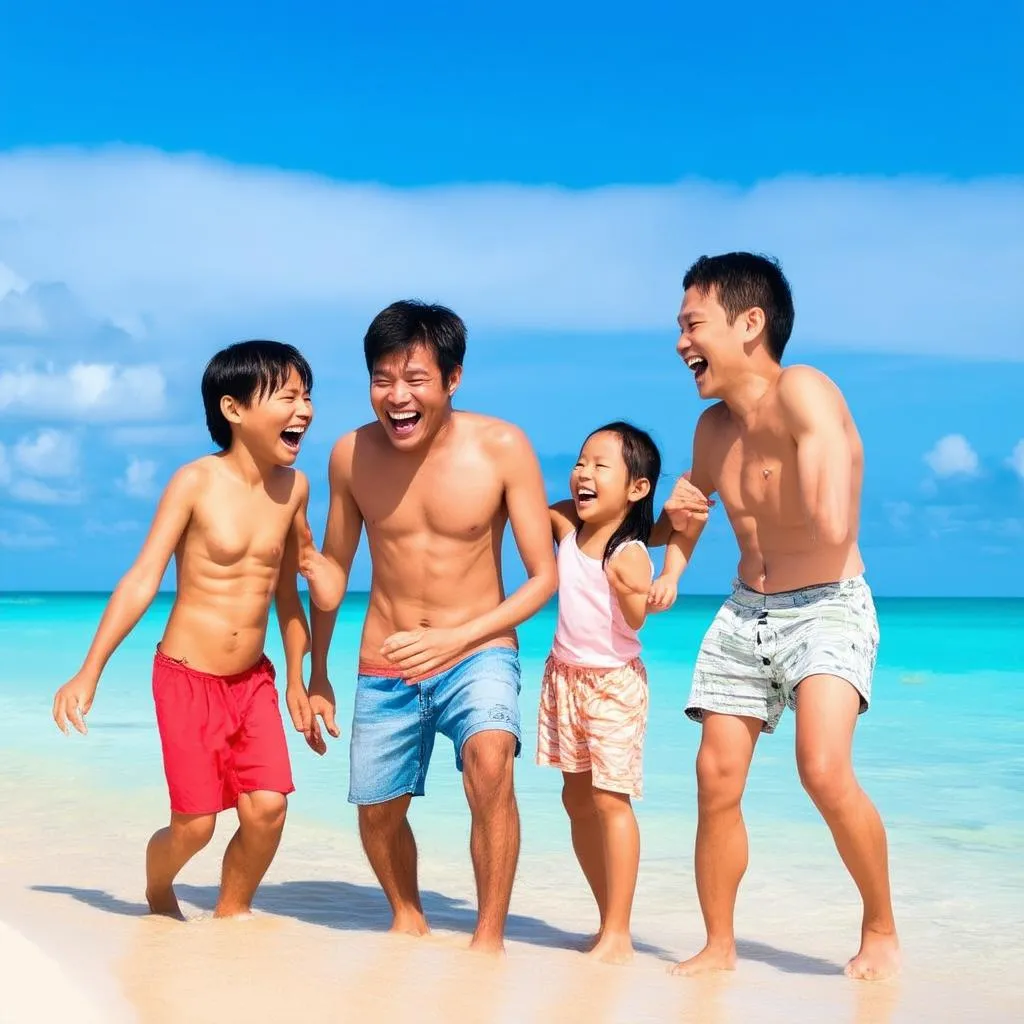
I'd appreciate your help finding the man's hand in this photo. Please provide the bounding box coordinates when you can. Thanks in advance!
[664,471,713,532]
[285,679,326,755]
[647,575,678,612]
[297,510,345,612]
[52,673,98,735]
[307,670,341,744]
[380,627,468,680]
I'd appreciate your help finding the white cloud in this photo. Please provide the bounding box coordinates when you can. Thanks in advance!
[924,434,979,478]
[8,478,81,505]
[1008,440,1024,480]
[119,456,158,498]
[0,362,166,421]
[12,428,78,478]
[0,147,1022,357]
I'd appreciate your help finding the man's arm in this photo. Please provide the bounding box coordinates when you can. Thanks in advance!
[307,434,364,740]
[458,425,559,646]
[53,464,199,733]
[778,366,852,546]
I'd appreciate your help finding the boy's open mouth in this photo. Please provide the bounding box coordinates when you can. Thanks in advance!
[686,355,709,384]
[387,410,421,436]
[280,428,305,451]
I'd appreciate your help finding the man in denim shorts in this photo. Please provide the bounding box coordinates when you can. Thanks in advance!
[301,301,557,955]
[654,253,899,981]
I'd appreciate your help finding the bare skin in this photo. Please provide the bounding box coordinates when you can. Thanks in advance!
[53,366,340,917]
[307,342,557,955]
[662,282,899,980]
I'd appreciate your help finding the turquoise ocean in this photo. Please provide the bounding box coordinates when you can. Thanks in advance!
[2,591,1021,859]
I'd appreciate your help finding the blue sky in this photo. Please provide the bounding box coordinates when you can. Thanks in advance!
[1,1,1022,596]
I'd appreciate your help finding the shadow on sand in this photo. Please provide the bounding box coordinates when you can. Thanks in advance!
[31,881,841,974]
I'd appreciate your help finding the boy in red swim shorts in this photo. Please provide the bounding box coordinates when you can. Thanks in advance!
[52,341,343,919]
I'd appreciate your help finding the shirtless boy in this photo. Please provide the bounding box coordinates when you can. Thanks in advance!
[656,253,900,980]
[52,340,342,919]
[305,300,557,954]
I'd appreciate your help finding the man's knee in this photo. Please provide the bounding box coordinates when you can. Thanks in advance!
[239,791,288,836]
[797,750,856,812]
[695,745,748,813]
[358,798,410,840]
[462,731,516,809]
[170,812,217,851]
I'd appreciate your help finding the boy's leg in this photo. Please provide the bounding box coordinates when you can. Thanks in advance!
[588,788,639,965]
[672,712,761,975]
[215,790,288,918]
[560,771,606,940]
[145,812,217,918]
[794,675,900,980]
[350,668,433,935]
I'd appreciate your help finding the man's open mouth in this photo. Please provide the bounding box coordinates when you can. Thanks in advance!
[686,355,709,383]
[387,411,421,436]
[280,427,305,451]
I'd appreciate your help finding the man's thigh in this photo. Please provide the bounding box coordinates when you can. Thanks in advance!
[349,672,434,805]
[433,646,522,772]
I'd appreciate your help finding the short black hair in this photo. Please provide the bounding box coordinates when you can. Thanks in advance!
[201,340,313,450]
[363,300,466,385]
[683,252,795,362]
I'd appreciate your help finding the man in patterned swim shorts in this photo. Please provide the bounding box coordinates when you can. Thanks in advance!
[654,253,900,982]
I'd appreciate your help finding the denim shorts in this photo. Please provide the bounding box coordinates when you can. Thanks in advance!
[686,576,879,734]
[348,645,522,806]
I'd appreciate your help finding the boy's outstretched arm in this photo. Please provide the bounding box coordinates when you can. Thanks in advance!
[275,523,325,755]
[292,474,345,613]
[52,465,200,735]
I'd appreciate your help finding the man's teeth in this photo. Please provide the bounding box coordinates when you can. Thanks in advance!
[390,411,418,421]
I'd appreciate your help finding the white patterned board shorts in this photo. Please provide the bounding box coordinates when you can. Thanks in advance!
[686,576,879,734]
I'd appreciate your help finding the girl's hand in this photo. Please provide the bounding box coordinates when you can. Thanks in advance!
[648,575,678,611]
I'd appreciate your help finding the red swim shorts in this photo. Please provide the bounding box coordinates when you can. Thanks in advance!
[152,648,295,815]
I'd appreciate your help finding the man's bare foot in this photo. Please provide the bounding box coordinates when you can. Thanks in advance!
[389,909,430,937]
[670,941,737,976]
[588,931,634,965]
[212,902,254,919]
[845,928,901,981]
[468,934,506,957]
[145,886,185,921]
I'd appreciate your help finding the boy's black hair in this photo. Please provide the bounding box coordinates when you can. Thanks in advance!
[201,340,313,450]
[582,421,662,566]
[683,252,795,362]
[364,300,466,385]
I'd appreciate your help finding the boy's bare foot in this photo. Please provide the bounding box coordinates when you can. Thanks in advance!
[845,928,901,981]
[389,910,430,937]
[145,886,185,921]
[588,932,634,965]
[670,941,737,976]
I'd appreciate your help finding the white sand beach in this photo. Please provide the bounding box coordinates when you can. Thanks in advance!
[2,750,1022,1024]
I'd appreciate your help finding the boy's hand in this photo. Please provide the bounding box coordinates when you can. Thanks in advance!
[297,512,345,612]
[647,575,678,612]
[307,670,341,743]
[286,679,326,756]
[664,471,713,532]
[52,673,98,735]
[380,627,468,680]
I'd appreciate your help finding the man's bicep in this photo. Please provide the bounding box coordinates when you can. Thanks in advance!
[505,441,557,574]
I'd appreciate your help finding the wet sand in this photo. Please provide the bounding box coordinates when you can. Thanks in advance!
[2,758,1021,1024]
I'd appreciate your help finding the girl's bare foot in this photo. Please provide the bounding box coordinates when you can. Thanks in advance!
[845,927,901,981]
[588,931,634,965]
[670,941,737,976]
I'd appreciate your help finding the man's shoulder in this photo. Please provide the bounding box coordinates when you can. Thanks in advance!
[775,365,847,421]
[694,402,730,440]
[458,411,533,456]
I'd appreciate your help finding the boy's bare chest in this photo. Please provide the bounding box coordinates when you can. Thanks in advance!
[190,493,294,566]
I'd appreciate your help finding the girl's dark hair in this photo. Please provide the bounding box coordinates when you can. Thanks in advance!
[582,421,662,565]
[201,340,313,450]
